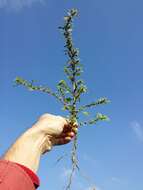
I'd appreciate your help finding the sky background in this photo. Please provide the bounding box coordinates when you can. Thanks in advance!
[0,0,143,189]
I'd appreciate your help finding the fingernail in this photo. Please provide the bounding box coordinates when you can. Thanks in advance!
[72,128,78,133]
[67,132,74,137]
[65,137,71,141]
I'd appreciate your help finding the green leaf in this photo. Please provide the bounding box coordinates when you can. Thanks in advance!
[82,111,90,116]
[96,113,109,121]
[77,79,84,86]
[58,80,66,85]
[65,97,72,103]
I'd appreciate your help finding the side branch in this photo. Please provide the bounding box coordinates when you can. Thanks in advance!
[15,77,64,104]
[79,113,109,126]
[78,98,109,112]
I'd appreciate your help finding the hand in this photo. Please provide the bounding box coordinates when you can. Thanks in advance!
[32,113,78,153]
[3,113,78,172]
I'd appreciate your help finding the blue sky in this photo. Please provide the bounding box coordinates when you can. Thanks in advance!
[0,0,143,189]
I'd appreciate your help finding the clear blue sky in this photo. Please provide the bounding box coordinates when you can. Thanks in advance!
[0,0,143,190]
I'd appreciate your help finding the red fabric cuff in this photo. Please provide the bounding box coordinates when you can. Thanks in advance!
[0,160,36,190]
[15,163,40,188]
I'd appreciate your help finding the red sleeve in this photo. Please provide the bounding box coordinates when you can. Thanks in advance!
[15,163,40,188]
[0,160,38,190]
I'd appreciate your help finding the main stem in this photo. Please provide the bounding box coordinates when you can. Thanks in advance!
[62,9,79,190]
[66,55,79,190]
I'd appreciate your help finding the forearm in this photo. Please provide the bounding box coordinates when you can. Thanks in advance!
[3,128,51,173]
[2,113,77,173]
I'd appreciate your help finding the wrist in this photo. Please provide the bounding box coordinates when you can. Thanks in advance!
[23,127,53,154]
[3,128,52,172]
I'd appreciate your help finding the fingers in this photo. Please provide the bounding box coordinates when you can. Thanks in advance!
[52,136,71,145]
[72,127,78,134]
[38,113,78,146]
[63,122,78,137]
[63,122,78,132]
[39,114,68,126]
[54,125,78,146]
[54,134,75,145]
[62,123,78,141]
[67,131,75,137]
[61,131,75,138]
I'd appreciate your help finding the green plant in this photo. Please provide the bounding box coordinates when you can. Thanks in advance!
[15,8,109,190]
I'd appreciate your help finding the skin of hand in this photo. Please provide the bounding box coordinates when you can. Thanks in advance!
[3,113,78,173]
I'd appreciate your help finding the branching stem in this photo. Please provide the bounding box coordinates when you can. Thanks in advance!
[15,8,109,190]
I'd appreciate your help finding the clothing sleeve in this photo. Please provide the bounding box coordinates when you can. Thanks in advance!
[15,163,40,188]
[0,160,39,190]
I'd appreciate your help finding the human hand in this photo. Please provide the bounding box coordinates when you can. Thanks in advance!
[32,113,78,153]
[3,113,78,172]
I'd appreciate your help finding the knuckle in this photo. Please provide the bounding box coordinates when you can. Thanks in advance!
[40,113,50,118]
[57,116,67,123]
